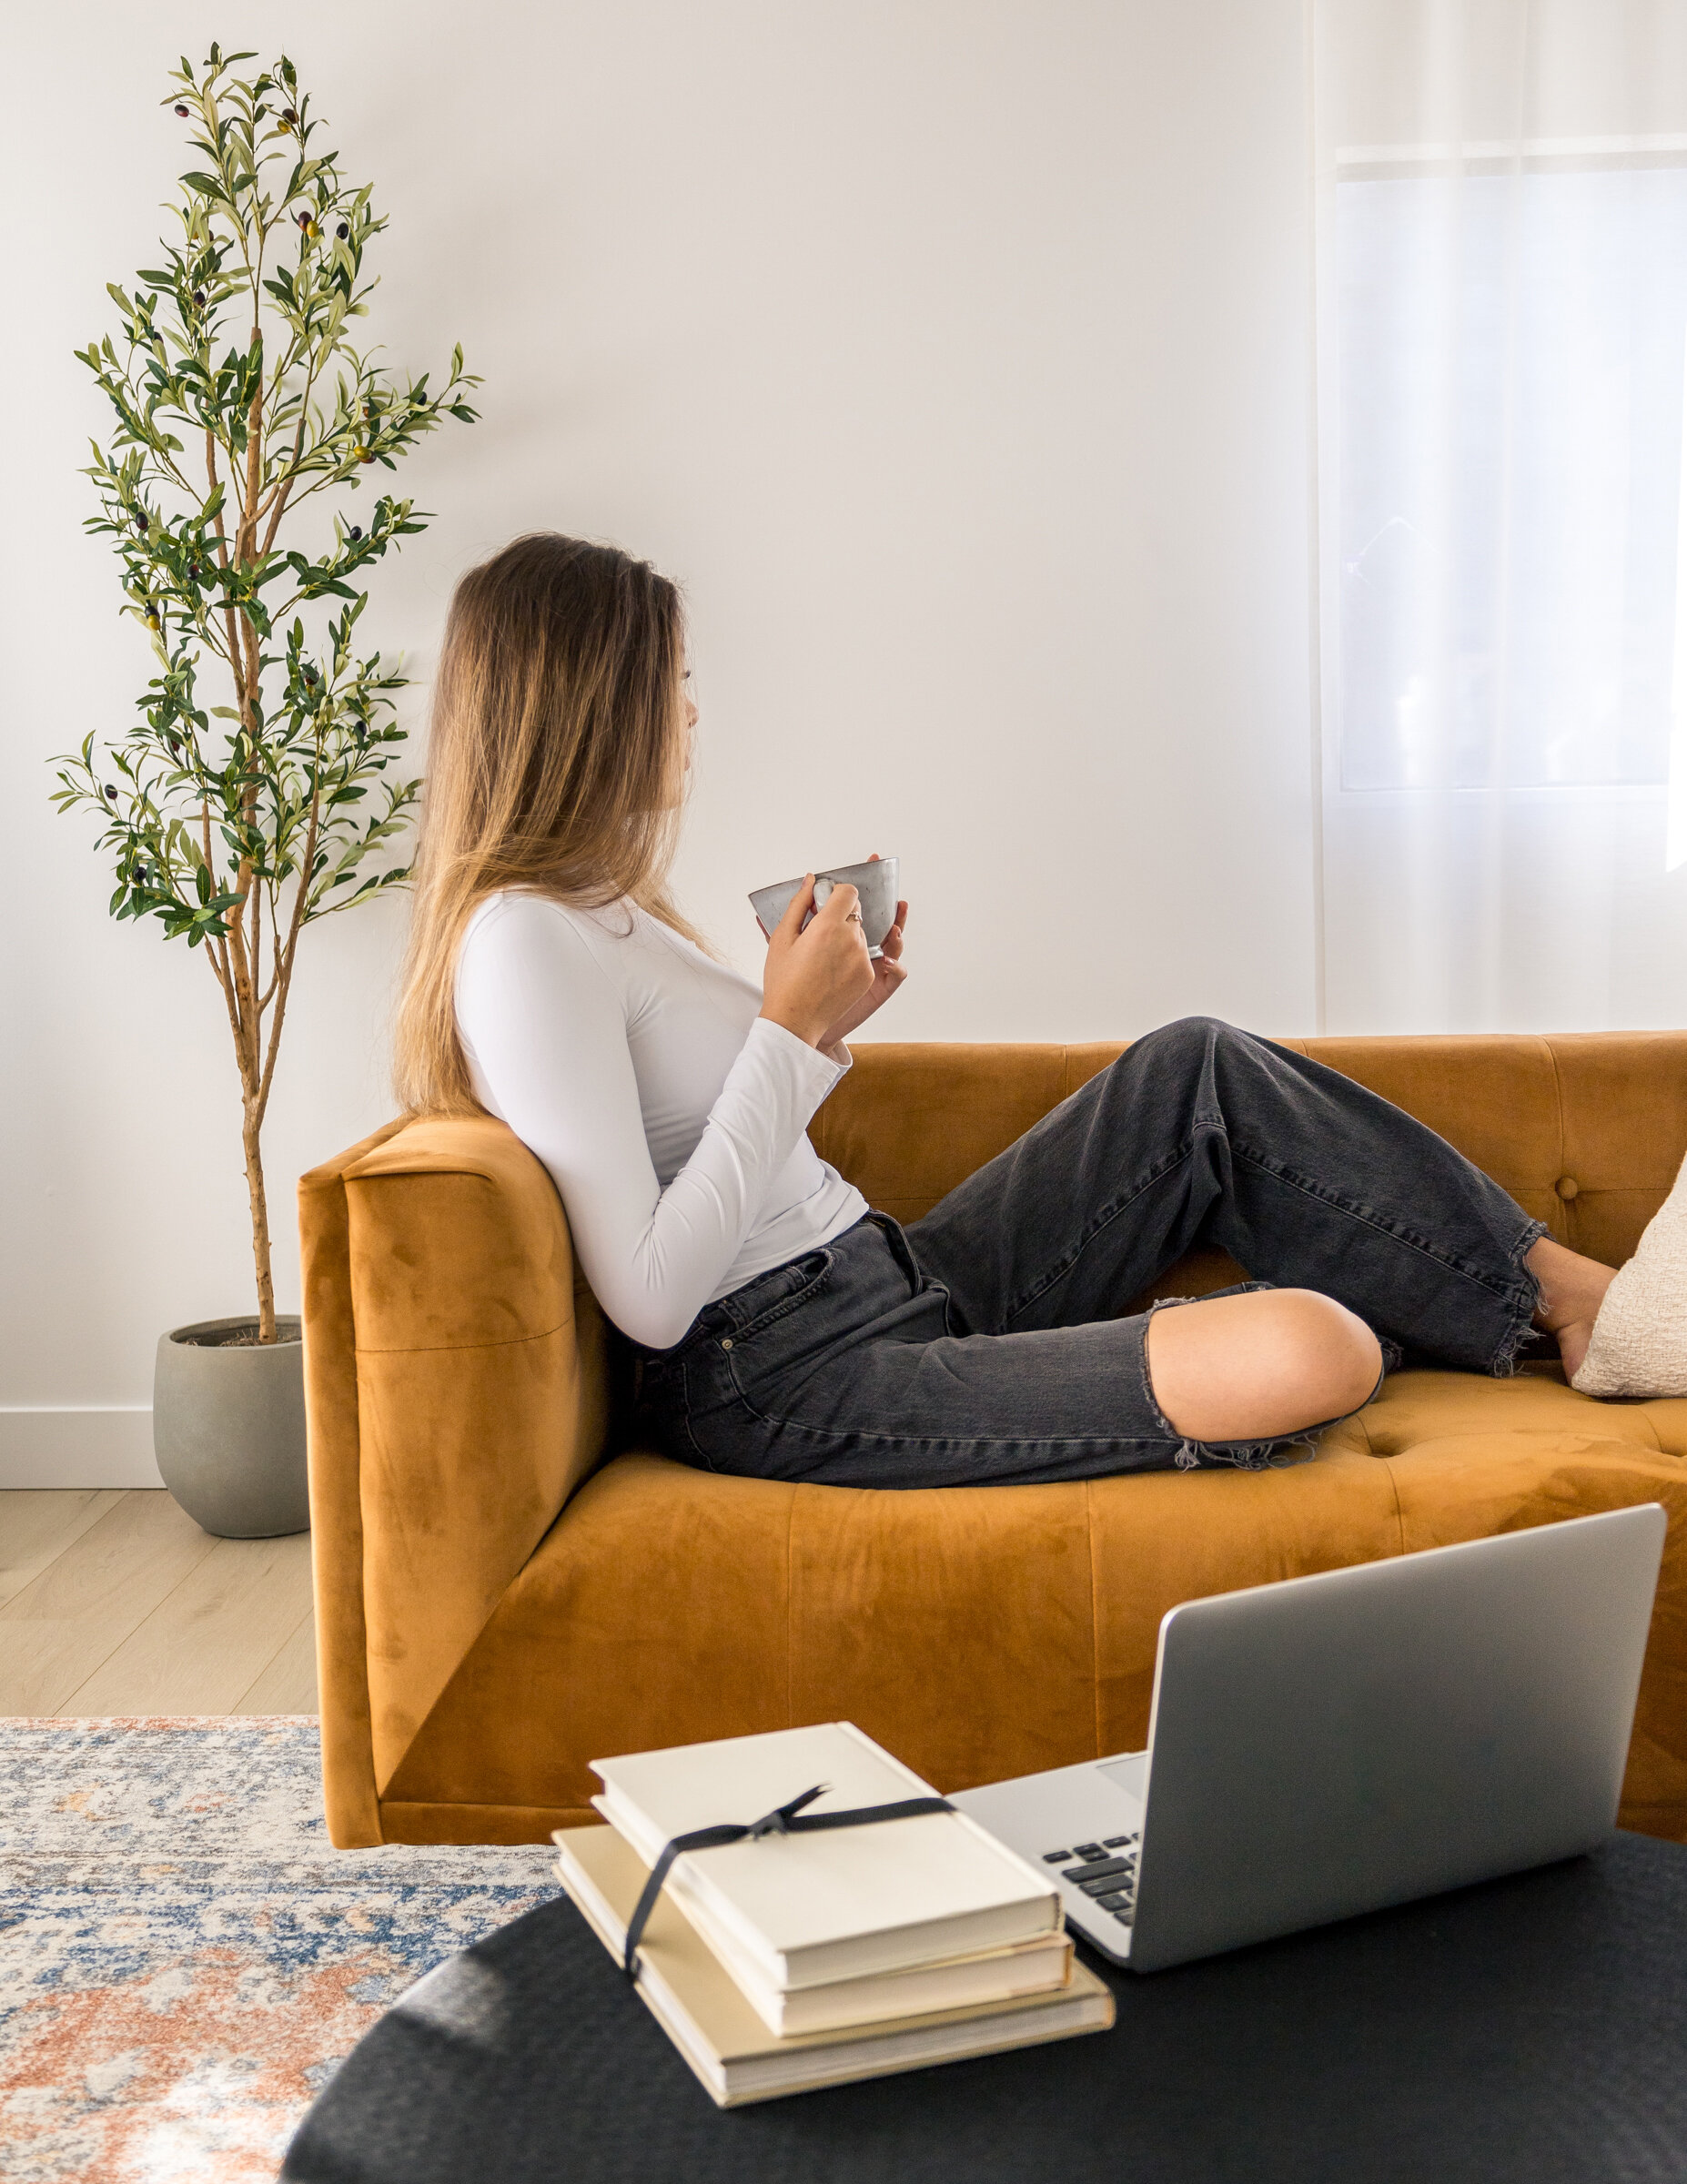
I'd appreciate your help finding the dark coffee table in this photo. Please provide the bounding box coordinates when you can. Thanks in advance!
[281,1831,1687,2184]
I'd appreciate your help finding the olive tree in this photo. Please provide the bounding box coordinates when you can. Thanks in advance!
[55,45,479,1340]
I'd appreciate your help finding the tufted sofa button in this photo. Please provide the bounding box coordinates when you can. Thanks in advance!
[1556,1176,1580,1201]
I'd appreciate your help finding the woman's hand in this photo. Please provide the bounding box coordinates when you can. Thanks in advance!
[817,887,908,1051]
[759,876,875,1048]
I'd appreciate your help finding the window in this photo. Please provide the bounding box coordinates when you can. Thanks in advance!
[1333,156,1687,811]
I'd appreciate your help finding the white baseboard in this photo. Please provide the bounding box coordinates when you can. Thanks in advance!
[0,1409,164,1489]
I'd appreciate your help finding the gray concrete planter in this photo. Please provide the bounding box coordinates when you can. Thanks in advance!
[154,1316,309,1538]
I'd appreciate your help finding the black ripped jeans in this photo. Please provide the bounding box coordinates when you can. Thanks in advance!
[636,1017,1546,1489]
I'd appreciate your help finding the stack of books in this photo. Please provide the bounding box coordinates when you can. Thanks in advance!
[552,1720,1114,2107]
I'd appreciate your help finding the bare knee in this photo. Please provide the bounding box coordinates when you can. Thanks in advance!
[1145,1288,1383,1446]
[1271,1290,1385,1420]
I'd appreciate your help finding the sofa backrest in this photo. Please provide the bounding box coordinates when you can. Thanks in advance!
[810,1031,1687,1271]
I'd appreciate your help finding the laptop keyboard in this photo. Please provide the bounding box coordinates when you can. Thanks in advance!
[1043,1835,1140,1926]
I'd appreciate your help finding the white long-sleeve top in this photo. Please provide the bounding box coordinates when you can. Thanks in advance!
[454,891,868,1350]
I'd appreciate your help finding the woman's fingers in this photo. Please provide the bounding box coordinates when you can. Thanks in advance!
[809,881,861,933]
[759,875,881,1048]
[775,875,817,937]
[871,906,908,966]
[761,876,817,949]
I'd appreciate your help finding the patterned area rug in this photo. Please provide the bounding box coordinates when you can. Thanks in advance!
[0,1718,556,2182]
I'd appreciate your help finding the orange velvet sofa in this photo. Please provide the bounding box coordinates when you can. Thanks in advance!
[298,1031,1687,1851]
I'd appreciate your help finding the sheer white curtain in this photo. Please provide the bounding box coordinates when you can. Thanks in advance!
[1312,0,1687,1030]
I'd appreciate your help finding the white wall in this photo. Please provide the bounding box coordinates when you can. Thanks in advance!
[0,0,1317,1482]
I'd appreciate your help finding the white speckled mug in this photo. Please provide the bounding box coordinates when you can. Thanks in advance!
[750,855,900,957]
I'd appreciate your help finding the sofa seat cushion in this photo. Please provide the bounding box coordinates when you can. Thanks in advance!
[1326,1366,1687,1461]
[379,1386,1687,1845]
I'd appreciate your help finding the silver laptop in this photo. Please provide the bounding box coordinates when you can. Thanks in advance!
[952,1504,1664,1972]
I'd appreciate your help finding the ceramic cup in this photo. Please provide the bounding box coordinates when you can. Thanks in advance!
[750,855,901,958]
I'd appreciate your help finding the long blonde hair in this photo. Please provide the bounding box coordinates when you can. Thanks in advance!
[392,532,702,1116]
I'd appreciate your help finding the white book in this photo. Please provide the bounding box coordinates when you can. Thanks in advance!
[723,1929,1076,2038]
[689,1904,1075,2037]
[552,1824,1113,2107]
[590,1721,1061,1991]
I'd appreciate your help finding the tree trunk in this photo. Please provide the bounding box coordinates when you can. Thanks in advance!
[243,1107,277,1344]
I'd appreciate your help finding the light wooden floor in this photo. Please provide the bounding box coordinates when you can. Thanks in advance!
[0,1490,317,1715]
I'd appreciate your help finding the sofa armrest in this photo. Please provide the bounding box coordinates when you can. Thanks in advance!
[299,1116,611,1844]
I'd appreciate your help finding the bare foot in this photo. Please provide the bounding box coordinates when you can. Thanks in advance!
[1554,1314,1603,1384]
[1525,1237,1617,1383]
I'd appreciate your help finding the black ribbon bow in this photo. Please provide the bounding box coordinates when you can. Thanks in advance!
[621,1781,955,1979]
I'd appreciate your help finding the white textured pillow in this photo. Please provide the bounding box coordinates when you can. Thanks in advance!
[1572,1148,1687,1399]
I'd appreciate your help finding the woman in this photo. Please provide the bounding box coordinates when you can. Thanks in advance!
[394,532,1623,1490]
